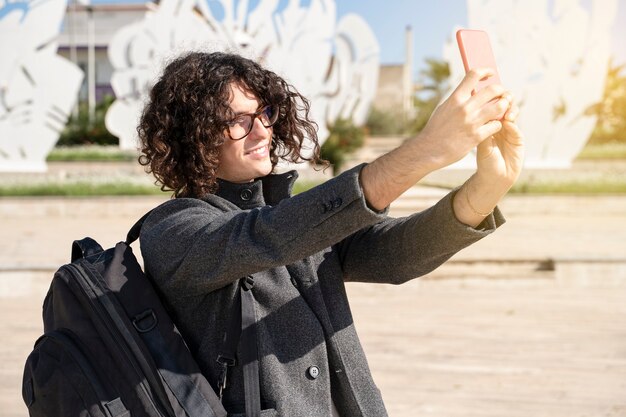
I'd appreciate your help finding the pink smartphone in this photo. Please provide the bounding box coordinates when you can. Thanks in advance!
[456,29,501,93]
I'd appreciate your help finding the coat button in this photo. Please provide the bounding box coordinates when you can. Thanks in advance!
[307,366,320,379]
[240,189,253,201]
[332,198,342,209]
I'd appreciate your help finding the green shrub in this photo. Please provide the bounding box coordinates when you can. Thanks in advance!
[365,108,406,136]
[58,95,119,146]
[320,119,365,174]
[409,58,450,135]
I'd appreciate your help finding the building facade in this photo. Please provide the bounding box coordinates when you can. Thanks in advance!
[57,3,149,102]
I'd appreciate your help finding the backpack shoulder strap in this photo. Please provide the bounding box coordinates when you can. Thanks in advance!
[71,237,104,262]
[240,277,261,417]
[125,209,154,245]
[70,209,153,262]
[216,276,261,416]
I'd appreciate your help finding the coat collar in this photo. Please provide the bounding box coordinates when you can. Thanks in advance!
[214,170,299,209]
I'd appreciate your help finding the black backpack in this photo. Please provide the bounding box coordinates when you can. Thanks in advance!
[21,212,262,417]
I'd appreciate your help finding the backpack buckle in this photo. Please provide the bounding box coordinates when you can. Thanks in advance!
[132,309,158,333]
[216,355,236,400]
[241,275,254,291]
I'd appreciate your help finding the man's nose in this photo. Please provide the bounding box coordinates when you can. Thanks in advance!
[249,116,270,139]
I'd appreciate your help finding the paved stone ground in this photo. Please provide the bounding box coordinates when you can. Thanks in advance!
[349,279,626,417]
[1,187,626,416]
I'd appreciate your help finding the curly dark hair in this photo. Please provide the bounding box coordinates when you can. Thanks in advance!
[137,51,322,197]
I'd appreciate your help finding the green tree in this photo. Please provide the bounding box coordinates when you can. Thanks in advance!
[410,58,450,134]
[320,119,365,174]
[365,107,406,136]
[587,62,626,144]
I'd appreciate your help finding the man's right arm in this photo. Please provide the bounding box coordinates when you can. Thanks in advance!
[360,68,522,228]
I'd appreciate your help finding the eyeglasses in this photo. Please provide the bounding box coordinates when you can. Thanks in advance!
[226,105,279,140]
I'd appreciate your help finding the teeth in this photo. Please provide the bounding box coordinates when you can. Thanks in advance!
[249,147,266,155]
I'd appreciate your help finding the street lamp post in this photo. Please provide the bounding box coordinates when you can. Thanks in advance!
[69,0,79,118]
[86,4,96,126]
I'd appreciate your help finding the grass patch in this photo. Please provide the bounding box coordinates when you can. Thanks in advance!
[47,146,137,162]
[0,180,320,197]
[292,181,322,195]
[577,142,626,160]
[0,182,167,197]
[46,142,626,162]
[8,178,619,197]
[510,179,626,194]
[420,177,626,195]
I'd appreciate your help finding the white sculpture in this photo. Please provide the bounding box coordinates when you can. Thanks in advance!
[0,0,83,172]
[106,0,380,154]
[443,0,617,168]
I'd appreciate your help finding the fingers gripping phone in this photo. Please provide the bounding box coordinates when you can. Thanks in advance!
[456,29,501,93]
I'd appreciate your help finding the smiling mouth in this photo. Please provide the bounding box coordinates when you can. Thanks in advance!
[246,145,269,156]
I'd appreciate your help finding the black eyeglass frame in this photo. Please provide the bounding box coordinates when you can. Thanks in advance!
[226,105,279,141]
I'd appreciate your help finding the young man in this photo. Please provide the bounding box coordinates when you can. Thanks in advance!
[138,51,524,416]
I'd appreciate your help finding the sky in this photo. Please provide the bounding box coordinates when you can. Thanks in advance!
[90,0,626,81]
[334,0,626,79]
[335,0,468,76]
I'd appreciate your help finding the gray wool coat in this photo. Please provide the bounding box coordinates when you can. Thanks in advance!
[140,164,505,417]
